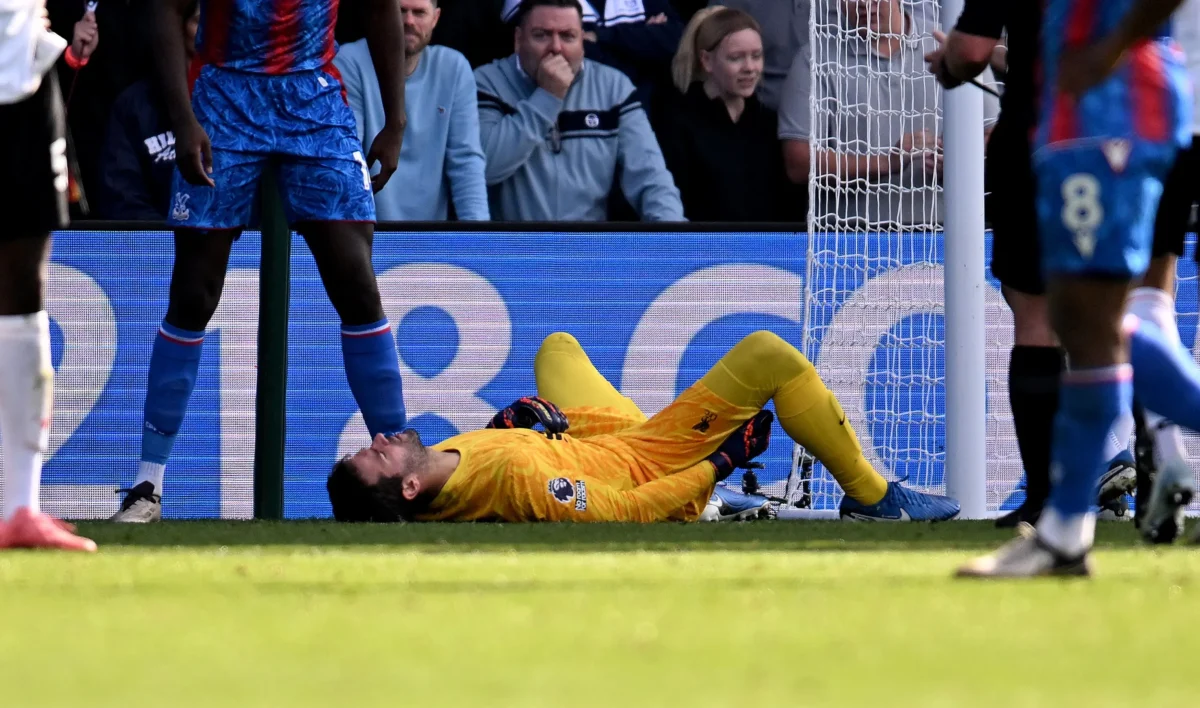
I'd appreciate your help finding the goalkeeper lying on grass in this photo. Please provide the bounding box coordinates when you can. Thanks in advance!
[327,331,960,523]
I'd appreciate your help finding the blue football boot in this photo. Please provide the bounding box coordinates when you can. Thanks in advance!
[700,484,772,522]
[838,478,960,521]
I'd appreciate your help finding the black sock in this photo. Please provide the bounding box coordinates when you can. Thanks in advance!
[1008,346,1065,506]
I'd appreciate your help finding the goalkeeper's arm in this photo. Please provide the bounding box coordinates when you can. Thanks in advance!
[520,462,719,523]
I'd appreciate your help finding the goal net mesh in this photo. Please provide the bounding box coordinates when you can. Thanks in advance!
[757,0,1026,514]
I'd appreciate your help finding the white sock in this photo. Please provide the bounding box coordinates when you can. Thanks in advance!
[134,461,165,495]
[1126,287,1188,467]
[1104,409,1134,461]
[0,312,53,520]
[1037,507,1096,557]
[1127,287,1183,346]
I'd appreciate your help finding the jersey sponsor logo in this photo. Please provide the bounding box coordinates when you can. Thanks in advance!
[548,477,575,503]
[692,411,717,433]
[574,480,588,511]
[171,193,191,222]
[143,132,177,164]
[1102,139,1131,173]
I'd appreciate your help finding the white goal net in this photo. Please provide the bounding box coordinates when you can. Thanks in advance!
[754,0,1025,515]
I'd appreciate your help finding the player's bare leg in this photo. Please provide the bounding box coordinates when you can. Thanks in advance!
[299,221,406,440]
[0,235,95,551]
[114,228,239,523]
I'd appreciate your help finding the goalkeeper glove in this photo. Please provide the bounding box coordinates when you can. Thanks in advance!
[707,410,774,481]
[487,396,569,439]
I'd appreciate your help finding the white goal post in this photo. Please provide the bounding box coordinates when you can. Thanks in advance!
[939,0,987,518]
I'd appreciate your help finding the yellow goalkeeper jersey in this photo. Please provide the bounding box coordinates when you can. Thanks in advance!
[415,427,717,523]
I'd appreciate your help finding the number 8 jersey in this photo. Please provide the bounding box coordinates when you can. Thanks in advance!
[1034,0,1192,279]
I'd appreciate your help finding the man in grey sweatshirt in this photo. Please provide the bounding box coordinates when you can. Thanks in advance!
[475,0,684,222]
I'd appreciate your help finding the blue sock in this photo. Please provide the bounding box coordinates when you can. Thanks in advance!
[341,319,406,437]
[141,322,205,464]
[1047,366,1132,517]
[1128,315,1200,432]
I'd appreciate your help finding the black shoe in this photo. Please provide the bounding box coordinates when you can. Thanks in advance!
[995,499,1044,528]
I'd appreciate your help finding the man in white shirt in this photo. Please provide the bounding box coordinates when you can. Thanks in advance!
[0,0,96,550]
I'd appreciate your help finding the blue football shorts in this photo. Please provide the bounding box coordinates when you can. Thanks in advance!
[1034,138,1178,279]
[166,65,375,229]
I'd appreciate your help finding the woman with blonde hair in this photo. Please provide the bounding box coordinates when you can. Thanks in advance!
[654,6,794,222]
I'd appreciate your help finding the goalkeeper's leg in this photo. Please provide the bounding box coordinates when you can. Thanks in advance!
[616,331,959,519]
[534,332,647,437]
[697,331,887,505]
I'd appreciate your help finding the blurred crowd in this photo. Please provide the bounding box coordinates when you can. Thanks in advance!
[48,0,995,226]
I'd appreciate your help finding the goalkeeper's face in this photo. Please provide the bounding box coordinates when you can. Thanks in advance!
[350,431,431,496]
[327,432,432,522]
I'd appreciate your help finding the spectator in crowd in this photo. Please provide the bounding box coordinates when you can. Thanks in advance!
[476,0,684,222]
[709,0,937,113]
[706,0,807,112]
[656,7,790,221]
[501,0,684,110]
[49,0,153,216]
[336,0,489,221]
[98,2,199,220]
[777,0,998,229]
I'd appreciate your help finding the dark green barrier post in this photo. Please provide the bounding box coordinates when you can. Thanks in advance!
[254,170,289,520]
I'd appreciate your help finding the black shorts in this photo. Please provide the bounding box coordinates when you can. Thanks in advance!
[986,119,1044,295]
[0,71,68,238]
[1151,139,1200,259]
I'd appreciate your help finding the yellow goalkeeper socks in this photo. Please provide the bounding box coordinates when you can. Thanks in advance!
[699,331,888,505]
[773,369,887,505]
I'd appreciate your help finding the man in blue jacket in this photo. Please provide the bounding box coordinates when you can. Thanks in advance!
[477,0,684,222]
[336,0,489,221]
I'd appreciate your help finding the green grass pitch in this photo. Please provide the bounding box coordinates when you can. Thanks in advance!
[2,521,1198,707]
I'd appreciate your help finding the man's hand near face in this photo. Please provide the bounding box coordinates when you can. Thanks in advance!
[537,53,576,99]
